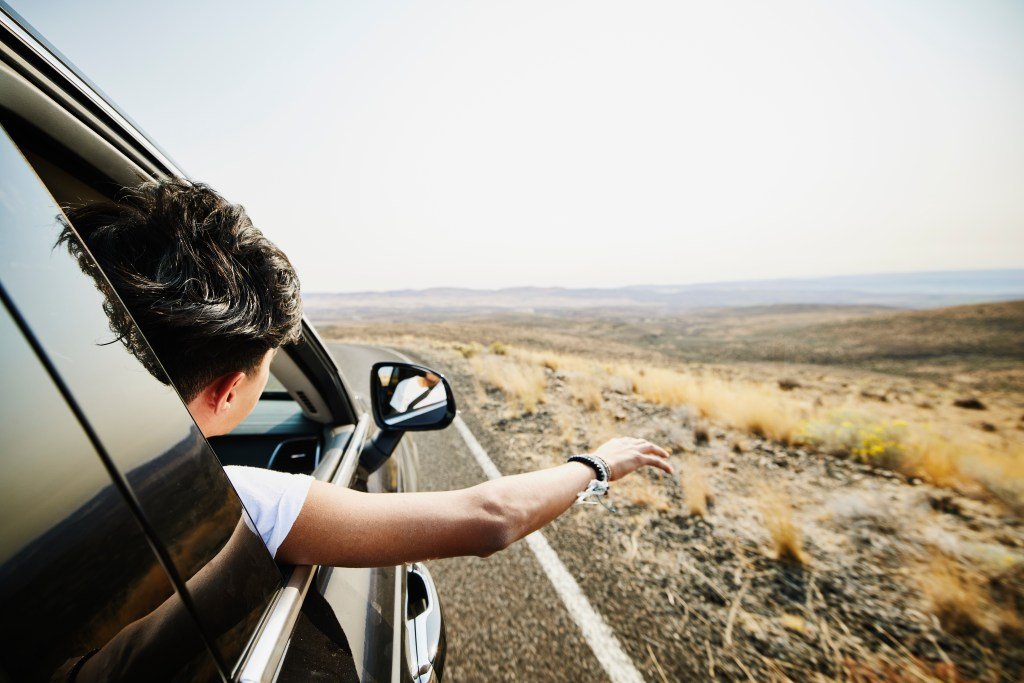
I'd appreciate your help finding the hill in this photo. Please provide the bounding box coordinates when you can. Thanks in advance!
[304,269,1024,317]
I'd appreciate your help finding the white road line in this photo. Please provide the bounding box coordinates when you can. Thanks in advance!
[376,344,646,683]
[451,417,645,683]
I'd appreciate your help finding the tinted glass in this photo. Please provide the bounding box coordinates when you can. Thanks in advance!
[0,126,281,673]
[0,304,220,681]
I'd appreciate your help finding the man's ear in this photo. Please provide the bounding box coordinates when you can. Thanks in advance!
[206,371,247,414]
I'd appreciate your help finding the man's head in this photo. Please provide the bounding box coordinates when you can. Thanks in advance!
[60,178,302,436]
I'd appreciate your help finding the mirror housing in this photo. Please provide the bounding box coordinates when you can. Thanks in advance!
[360,362,457,473]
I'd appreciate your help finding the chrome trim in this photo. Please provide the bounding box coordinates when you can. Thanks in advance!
[406,563,444,683]
[236,414,370,683]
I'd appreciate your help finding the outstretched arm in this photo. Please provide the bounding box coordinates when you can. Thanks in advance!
[275,437,671,567]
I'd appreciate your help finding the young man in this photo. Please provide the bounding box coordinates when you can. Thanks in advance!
[62,178,673,568]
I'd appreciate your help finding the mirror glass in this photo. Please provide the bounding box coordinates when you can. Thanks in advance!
[374,364,451,428]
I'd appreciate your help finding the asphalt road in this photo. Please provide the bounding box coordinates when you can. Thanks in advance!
[327,342,613,682]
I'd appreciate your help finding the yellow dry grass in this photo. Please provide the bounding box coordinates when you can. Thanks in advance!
[469,354,547,413]
[681,456,712,517]
[462,339,1024,510]
[569,375,604,411]
[625,365,699,405]
[701,379,804,445]
[953,440,1024,510]
[616,365,804,444]
[920,552,1017,635]
[759,487,807,564]
[804,412,1024,509]
[509,347,596,375]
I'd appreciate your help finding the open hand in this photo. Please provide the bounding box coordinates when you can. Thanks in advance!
[591,437,672,481]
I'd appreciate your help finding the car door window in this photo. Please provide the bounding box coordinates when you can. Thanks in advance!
[0,300,222,681]
[0,124,282,676]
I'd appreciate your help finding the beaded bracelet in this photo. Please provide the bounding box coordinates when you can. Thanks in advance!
[567,454,609,482]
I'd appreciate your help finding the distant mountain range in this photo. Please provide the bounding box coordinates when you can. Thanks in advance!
[304,269,1024,318]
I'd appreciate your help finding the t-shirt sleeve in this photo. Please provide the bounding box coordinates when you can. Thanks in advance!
[224,465,315,559]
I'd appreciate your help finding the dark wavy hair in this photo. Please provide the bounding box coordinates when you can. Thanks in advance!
[58,178,302,402]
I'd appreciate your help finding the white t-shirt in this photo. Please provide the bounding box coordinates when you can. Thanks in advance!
[224,465,314,559]
[389,376,446,413]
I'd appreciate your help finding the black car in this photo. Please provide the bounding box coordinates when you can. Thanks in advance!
[0,4,448,681]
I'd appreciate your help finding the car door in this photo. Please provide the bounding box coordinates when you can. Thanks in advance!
[0,123,284,678]
[0,125,227,681]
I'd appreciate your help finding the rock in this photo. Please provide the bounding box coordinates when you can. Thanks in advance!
[928,492,964,517]
[978,421,997,432]
[693,426,709,445]
[953,397,986,410]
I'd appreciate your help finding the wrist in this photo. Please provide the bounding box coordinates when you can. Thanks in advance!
[566,453,610,482]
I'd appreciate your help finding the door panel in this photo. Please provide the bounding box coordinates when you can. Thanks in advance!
[0,299,221,681]
[0,124,281,675]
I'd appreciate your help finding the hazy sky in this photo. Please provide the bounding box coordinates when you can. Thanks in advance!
[14,0,1024,292]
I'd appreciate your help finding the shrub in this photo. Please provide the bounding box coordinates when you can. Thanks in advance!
[759,487,806,564]
[452,341,484,359]
[469,355,547,413]
[681,456,711,517]
[569,376,603,411]
[801,411,908,469]
[921,552,1015,635]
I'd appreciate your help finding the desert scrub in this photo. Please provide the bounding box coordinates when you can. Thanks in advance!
[469,354,547,413]
[452,341,484,359]
[681,456,712,517]
[920,551,1019,635]
[758,486,807,564]
[568,374,604,411]
[801,412,1024,508]
[801,411,909,469]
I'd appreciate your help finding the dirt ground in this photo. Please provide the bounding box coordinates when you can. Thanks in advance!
[321,307,1024,682]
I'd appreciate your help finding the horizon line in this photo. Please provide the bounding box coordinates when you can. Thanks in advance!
[304,266,1024,296]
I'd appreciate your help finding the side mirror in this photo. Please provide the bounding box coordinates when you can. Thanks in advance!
[370,362,457,431]
[361,362,457,473]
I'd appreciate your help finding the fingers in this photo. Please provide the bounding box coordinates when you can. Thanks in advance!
[638,442,670,459]
[625,437,670,459]
[640,454,674,475]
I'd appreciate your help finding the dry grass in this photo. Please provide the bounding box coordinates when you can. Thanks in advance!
[701,379,804,445]
[508,347,594,374]
[759,487,807,564]
[618,365,804,444]
[618,475,673,512]
[957,441,1024,511]
[626,366,699,405]
[804,412,1024,509]
[553,408,578,449]
[569,375,604,411]
[453,341,484,358]
[456,338,1024,511]
[682,456,712,517]
[469,354,547,413]
[582,411,622,451]
[920,552,1017,635]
